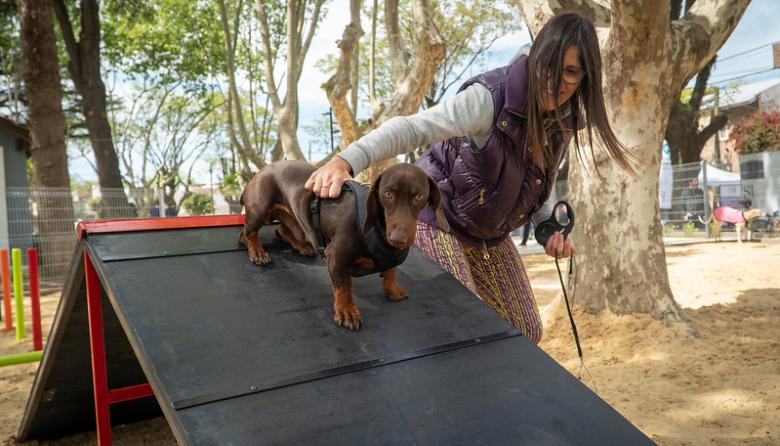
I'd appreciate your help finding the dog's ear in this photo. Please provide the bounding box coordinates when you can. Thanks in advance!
[427,177,450,232]
[363,174,383,234]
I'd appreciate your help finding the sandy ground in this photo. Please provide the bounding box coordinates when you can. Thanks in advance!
[0,239,778,445]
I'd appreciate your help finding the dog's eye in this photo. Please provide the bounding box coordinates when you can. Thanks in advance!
[415,193,425,201]
[383,191,393,199]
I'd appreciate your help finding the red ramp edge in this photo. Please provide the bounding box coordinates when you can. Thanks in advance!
[77,215,245,239]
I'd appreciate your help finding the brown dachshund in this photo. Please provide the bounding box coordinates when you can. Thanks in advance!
[239,160,449,330]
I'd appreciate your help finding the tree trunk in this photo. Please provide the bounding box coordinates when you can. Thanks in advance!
[665,55,728,165]
[255,0,322,161]
[350,0,361,114]
[52,0,130,218]
[324,0,444,182]
[517,0,750,324]
[568,104,687,322]
[217,0,266,170]
[277,102,304,160]
[17,0,74,278]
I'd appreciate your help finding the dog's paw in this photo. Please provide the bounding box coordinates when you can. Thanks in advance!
[249,251,271,266]
[333,303,363,331]
[298,246,317,257]
[384,282,408,301]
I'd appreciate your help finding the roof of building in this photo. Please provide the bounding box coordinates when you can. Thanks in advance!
[708,77,780,110]
[0,115,30,140]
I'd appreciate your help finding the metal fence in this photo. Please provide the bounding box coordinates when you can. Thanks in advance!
[3,159,774,288]
[659,160,748,238]
[2,186,242,288]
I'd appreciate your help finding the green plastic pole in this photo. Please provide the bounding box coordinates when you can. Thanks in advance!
[12,248,24,341]
[0,350,42,367]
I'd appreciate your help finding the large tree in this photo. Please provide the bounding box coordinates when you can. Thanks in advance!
[517,0,750,323]
[52,0,130,217]
[256,0,326,161]
[17,0,74,275]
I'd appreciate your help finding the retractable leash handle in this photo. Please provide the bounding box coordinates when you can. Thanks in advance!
[533,201,575,247]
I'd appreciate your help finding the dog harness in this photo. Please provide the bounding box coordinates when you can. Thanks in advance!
[309,181,410,273]
[713,206,746,224]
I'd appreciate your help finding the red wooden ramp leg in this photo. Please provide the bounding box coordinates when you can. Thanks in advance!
[27,248,42,351]
[84,251,156,446]
[84,251,112,445]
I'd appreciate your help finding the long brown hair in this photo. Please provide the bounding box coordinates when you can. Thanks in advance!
[526,12,636,175]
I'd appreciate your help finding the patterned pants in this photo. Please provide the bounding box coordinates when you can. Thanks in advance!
[414,221,543,344]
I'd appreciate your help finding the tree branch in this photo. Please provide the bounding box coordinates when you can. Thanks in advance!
[324,21,364,148]
[295,0,325,84]
[255,0,282,109]
[378,0,445,121]
[51,0,81,78]
[689,56,715,111]
[385,0,411,86]
[672,0,750,81]
[697,113,728,148]
[516,0,611,36]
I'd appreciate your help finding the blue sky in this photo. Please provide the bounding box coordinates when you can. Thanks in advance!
[69,0,780,185]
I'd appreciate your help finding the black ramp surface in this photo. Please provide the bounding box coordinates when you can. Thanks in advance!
[21,223,655,445]
[89,226,512,408]
[179,337,646,446]
[86,225,654,445]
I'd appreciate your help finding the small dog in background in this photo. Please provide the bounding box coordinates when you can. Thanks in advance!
[699,206,765,243]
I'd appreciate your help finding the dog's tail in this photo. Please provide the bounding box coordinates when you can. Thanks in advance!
[698,213,713,225]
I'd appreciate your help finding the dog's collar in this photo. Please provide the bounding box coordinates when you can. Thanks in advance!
[308,182,410,273]
[309,197,326,257]
[344,181,410,273]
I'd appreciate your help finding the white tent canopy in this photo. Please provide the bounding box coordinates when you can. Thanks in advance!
[697,163,740,187]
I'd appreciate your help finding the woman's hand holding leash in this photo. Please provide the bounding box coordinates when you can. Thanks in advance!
[545,231,576,259]
[305,157,353,198]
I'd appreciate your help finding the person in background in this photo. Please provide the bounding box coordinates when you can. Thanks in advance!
[520,222,533,247]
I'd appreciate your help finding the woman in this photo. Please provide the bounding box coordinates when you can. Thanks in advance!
[305,12,635,343]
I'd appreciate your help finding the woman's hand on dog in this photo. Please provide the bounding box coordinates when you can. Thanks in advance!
[305,156,353,198]
[544,231,576,259]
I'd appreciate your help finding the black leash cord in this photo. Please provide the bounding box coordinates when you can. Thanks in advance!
[553,254,597,390]
[555,254,582,359]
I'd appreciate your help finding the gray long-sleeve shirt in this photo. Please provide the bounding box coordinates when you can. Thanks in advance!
[336,68,556,228]
[337,83,495,175]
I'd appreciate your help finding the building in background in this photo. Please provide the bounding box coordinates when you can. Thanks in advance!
[0,116,31,250]
[700,77,780,172]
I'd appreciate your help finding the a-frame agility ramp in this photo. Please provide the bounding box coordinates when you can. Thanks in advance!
[17,215,655,445]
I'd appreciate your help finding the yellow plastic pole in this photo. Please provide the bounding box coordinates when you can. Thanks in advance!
[12,248,24,341]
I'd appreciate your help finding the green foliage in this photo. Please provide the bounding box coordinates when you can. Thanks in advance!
[683,220,696,235]
[219,172,242,202]
[88,197,102,214]
[102,0,225,87]
[181,192,213,216]
[731,112,780,154]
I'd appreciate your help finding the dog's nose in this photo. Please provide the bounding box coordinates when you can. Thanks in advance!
[388,232,408,248]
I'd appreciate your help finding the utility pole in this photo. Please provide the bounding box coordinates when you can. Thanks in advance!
[773,42,780,69]
[322,108,340,152]
[328,107,335,151]
[713,88,720,168]
[209,164,214,215]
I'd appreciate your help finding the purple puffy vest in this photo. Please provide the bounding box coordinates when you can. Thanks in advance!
[417,56,574,248]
